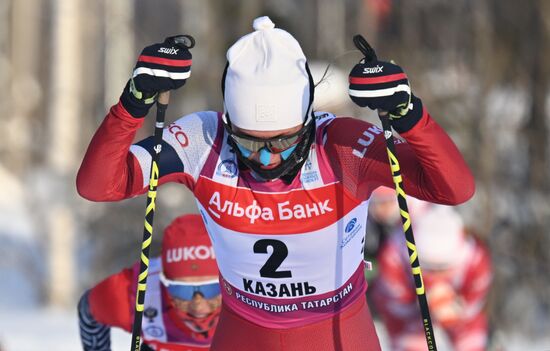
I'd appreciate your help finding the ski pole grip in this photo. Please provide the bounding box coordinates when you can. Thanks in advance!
[158,91,170,105]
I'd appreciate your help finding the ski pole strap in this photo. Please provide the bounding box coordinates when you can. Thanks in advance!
[352,34,377,61]
[379,113,438,350]
[130,91,170,351]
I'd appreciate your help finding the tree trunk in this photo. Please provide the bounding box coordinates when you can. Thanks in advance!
[317,0,345,57]
[46,0,82,307]
[523,0,549,191]
[9,0,43,174]
[104,0,134,109]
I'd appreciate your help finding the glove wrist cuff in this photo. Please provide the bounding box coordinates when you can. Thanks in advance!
[129,78,157,104]
[390,95,423,133]
[120,80,155,118]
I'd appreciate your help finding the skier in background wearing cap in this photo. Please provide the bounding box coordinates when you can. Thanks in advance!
[78,214,220,351]
[77,16,475,350]
[371,202,492,351]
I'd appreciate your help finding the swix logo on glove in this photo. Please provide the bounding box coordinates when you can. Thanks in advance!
[157,46,180,55]
[362,65,383,74]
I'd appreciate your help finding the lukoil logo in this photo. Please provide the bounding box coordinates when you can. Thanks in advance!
[166,245,215,262]
[352,125,383,159]
[168,123,189,147]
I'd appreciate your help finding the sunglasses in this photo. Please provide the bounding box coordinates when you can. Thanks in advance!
[160,273,221,300]
[222,114,312,154]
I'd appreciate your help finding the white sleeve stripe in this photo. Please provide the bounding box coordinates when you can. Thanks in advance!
[133,67,191,80]
[349,84,411,98]
[130,144,153,188]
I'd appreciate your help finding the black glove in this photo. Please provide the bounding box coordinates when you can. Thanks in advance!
[348,35,423,133]
[348,58,411,117]
[121,35,194,117]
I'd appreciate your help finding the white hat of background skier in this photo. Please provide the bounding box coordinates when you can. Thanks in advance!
[221,16,316,180]
[413,204,468,270]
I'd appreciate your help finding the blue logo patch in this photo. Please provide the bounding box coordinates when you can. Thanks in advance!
[216,159,238,178]
[301,159,319,183]
[341,218,362,249]
[144,325,164,338]
[345,218,357,233]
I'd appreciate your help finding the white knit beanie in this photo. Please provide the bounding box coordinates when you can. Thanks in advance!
[223,16,312,131]
[413,204,466,270]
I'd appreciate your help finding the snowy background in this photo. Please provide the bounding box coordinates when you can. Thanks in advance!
[2,0,550,350]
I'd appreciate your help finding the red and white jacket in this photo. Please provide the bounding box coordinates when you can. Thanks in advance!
[88,258,211,350]
[77,101,474,329]
[370,234,492,351]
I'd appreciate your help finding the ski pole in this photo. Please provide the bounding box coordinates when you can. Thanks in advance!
[128,34,194,351]
[129,90,170,351]
[352,34,438,351]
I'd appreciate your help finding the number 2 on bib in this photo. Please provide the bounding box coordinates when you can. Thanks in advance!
[253,239,292,278]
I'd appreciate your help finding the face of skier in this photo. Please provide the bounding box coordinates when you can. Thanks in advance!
[230,124,305,169]
[162,275,222,318]
[369,195,400,225]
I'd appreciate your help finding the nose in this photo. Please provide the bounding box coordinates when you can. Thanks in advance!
[258,148,273,166]
[188,292,209,316]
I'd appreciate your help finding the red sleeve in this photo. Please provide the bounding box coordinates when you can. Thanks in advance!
[324,108,475,204]
[375,241,416,304]
[461,240,492,309]
[88,264,137,333]
[76,102,146,201]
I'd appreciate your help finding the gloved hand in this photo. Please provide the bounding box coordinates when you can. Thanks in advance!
[120,35,194,117]
[427,282,464,328]
[349,35,423,133]
[348,59,411,118]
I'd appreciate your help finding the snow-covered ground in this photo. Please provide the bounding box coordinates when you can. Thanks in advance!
[0,307,548,350]
[0,308,129,351]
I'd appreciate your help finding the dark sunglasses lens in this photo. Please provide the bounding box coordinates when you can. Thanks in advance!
[167,285,195,300]
[167,282,220,300]
[230,126,305,154]
[232,136,263,152]
[199,283,222,299]
[269,135,301,153]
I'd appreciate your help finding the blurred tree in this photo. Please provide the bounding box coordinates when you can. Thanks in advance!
[104,1,135,110]
[6,0,43,174]
[523,0,550,191]
[46,0,84,307]
[1,0,549,340]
